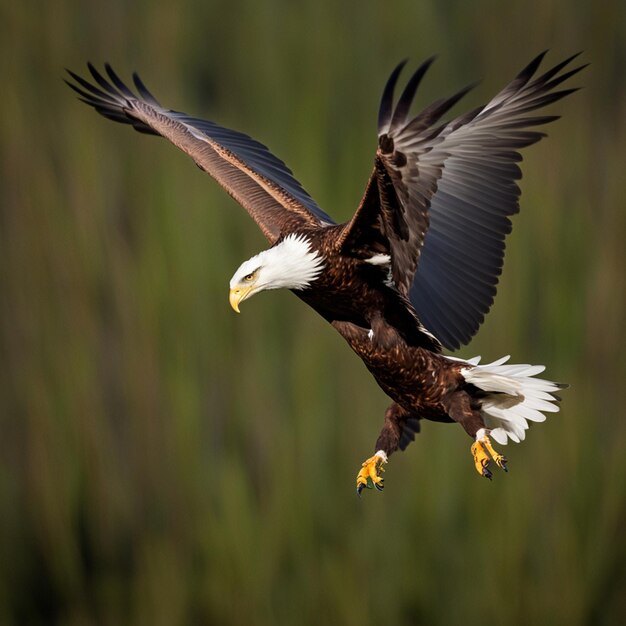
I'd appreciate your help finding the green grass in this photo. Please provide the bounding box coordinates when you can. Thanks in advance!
[2,1,626,624]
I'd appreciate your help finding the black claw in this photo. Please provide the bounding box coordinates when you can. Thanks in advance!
[375,481,384,492]
[483,468,493,480]
[357,484,364,497]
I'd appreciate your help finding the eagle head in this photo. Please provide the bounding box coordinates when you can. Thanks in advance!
[229,234,324,312]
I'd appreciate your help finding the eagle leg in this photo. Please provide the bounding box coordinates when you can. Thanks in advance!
[471,430,508,479]
[446,392,508,479]
[471,440,493,479]
[356,451,387,496]
[356,403,415,495]
[477,432,508,472]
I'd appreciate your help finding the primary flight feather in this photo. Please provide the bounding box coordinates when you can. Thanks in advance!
[66,52,582,492]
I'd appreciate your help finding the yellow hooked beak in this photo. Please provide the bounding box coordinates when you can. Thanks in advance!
[229,285,253,313]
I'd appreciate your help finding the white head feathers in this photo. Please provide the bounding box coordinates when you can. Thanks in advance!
[230,233,324,293]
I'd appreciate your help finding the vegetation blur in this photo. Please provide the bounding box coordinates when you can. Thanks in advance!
[2,0,625,624]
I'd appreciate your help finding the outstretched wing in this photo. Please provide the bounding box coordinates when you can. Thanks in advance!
[339,57,472,286]
[66,64,335,243]
[341,52,584,350]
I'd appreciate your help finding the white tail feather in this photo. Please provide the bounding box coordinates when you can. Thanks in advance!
[454,355,564,445]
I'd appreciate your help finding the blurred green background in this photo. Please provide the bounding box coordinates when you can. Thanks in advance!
[2,0,626,624]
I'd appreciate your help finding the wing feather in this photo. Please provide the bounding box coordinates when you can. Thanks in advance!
[343,52,584,350]
[66,65,334,243]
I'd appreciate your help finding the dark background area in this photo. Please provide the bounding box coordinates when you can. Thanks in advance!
[2,1,625,624]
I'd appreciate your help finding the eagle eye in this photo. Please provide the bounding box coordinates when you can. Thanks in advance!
[243,272,256,282]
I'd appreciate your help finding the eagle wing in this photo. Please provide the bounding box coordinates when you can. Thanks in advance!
[341,52,584,350]
[66,64,335,244]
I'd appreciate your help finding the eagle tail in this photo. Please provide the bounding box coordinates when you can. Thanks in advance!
[457,355,566,445]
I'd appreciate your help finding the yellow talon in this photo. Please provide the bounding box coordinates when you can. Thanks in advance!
[471,441,492,479]
[356,452,387,495]
[471,434,508,479]
[480,436,508,471]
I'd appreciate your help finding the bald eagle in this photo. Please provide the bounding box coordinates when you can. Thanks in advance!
[66,52,581,493]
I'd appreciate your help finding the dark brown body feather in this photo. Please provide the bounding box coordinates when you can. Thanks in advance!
[329,320,485,457]
[290,225,475,459]
[292,225,440,352]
